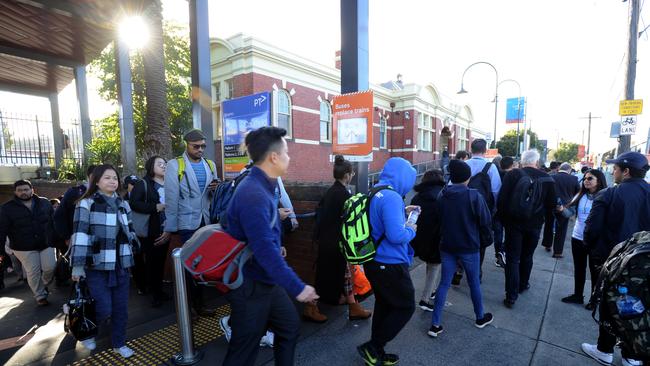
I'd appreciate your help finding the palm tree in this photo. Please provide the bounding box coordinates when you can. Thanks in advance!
[142,0,172,159]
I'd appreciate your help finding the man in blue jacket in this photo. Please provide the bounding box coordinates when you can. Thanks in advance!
[357,157,417,366]
[581,151,649,366]
[224,126,318,366]
[428,160,494,338]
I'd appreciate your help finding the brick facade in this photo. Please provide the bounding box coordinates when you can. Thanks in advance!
[211,36,487,184]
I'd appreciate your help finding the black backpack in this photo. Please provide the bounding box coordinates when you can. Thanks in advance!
[209,169,250,227]
[592,231,650,360]
[508,171,553,220]
[468,162,494,212]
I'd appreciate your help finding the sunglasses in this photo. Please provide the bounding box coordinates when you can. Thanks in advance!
[584,176,596,181]
[190,144,207,150]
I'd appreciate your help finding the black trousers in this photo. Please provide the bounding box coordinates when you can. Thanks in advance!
[541,211,555,248]
[570,238,598,298]
[223,279,300,366]
[597,295,636,358]
[364,261,415,351]
[504,224,541,302]
[139,236,170,298]
[552,214,570,255]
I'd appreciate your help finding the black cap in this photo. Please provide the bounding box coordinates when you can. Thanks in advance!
[184,129,206,142]
[124,175,139,186]
[449,159,472,184]
[605,151,649,170]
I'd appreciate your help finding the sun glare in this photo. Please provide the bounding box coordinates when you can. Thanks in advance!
[119,15,150,50]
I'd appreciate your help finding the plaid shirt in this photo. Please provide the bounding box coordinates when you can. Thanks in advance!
[70,192,139,271]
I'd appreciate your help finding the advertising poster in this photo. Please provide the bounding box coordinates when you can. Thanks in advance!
[332,90,374,159]
[506,97,526,124]
[221,92,271,179]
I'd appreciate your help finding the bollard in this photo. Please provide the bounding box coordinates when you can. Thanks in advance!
[171,248,203,365]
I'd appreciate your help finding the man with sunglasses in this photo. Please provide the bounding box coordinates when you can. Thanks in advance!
[164,129,219,316]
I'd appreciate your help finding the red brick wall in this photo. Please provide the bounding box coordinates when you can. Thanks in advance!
[213,72,445,183]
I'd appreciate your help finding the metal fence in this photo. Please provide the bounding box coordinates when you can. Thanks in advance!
[368,159,441,186]
[0,110,84,167]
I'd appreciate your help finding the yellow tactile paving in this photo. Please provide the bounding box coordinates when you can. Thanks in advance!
[69,304,230,366]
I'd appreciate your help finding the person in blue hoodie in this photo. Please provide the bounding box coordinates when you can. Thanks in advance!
[427,160,494,338]
[357,157,417,366]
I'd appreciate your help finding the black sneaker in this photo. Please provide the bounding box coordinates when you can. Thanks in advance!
[561,294,584,304]
[503,299,515,309]
[382,353,399,365]
[475,313,494,328]
[357,342,381,366]
[451,272,463,286]
[419,300,434,312]
[427,325,443,337]
[429,291,436,300]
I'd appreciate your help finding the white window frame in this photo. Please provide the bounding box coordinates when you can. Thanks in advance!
[379,116,387,149]
[224,80,233,100]
[458,126,469,151]
[319,100,331,142]
[418,113,434,152]
[273,89,293,138]
[213,81,221,102]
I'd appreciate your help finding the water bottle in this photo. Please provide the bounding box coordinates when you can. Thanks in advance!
[407,207,420,225]
[616,286,646,317]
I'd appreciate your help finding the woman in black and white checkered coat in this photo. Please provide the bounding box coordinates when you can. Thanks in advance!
[70,164,140,359]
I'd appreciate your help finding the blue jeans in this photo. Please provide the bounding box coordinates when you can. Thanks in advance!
[85,268,130,348]
[431,251,484,326]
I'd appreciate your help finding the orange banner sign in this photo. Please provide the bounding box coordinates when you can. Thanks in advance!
[332,91,374,157]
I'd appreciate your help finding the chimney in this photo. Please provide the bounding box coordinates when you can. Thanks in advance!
[335,50,341,70]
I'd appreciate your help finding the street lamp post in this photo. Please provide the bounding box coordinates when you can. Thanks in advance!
[458,61,499,148]
[498,79,522,157]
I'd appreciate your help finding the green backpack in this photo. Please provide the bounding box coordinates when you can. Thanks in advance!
[339,185,393,264]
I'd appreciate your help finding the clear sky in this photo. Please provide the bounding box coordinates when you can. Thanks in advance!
[1,0,648,156]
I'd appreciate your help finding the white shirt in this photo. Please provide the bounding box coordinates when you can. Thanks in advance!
[572,194,594,241]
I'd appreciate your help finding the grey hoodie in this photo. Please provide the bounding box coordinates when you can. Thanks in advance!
[164,152,218,232]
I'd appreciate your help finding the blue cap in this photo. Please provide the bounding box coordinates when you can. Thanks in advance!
[606,151,649,170]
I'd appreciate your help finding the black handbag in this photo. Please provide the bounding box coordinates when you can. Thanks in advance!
[63,279,98,341]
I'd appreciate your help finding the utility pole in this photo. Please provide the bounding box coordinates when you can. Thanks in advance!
[618,0,640,154]
[579,112,601,156]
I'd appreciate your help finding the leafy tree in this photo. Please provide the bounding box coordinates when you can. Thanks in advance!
[89,21,192,167]
[554,142,580,163]
[495,129,544,157]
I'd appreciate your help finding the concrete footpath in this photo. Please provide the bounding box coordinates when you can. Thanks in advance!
[0,227,628,365]
[197,231,619,366]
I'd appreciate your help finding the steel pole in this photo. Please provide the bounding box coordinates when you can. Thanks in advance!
[171,248,203,365]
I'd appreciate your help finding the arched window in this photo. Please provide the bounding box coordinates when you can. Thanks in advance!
[276,90,292,137]
[320,100,331,142]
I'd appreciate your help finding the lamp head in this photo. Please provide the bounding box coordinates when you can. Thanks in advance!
[457,86,468,95]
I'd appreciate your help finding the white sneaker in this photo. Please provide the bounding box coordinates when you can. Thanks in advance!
[80,337,96,351]
[622,357,643,366]
[580,343,613,365]
[219,315,232,342]
[113,346,135,358]
[259,331,274,348]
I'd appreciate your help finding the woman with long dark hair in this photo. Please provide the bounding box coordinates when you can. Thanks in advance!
[129,156,171,307]
[309,155,372,322]
[560,169,607,309]
[70,164,139,358]
[409,169,446,311]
